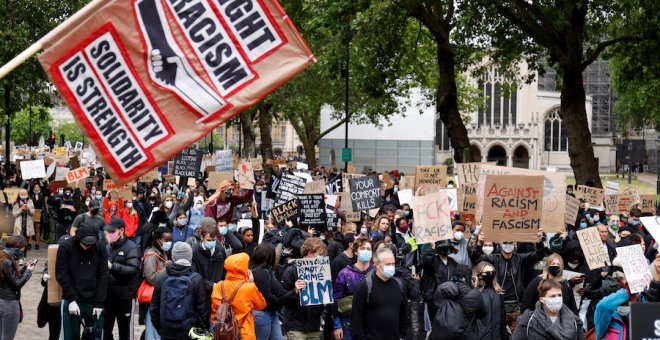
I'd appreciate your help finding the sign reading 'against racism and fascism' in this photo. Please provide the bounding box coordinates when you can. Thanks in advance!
[481,175,544,243]
[38,0,314,184]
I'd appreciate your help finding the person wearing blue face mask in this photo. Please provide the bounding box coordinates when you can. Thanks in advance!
[351,247,408,340]
[333,239,374,340]
[140,226,171,340]
[191,224,227,301]
[216,220,245,256]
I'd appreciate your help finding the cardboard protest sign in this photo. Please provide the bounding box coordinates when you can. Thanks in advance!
[381,173,393,189]
[173,148,202,178]
[609,194,636,215]
[277,173,307,205]
[456,162,496,187]
[640,216,660,245]
[575,185,604,206]
[55,167,70,181]
[298,194,326,232]
[20,159,46,179]
[623,188,641,205]
[412,191,452,244]
[617,245,653,294]
[54,147,67,156]
[440,188,458,211]
[399,176,415,190]
[640,195,657,214]
[140,170,159,183]
[577,227,611,270]
[39,0,314,185]
[414,166,447,190]
[325,174,342,194]
[295,257,333,306]
[565,194,581,226]
[237,162,256,190]
[337,192,361,222]
[605,181,619,195]
[304,179,326,194]
[270,199,300,225]
[341,173,365,194]
[349,175,383,212]
[476,165,566,233]
[481,175,544,243]
[66,167,90,183]
[2,188,21,205]
[207,172,234,190]
[48,245,63,304]
[103,179,127,191]
[293,172,313,183]
[49,181,68,190]
[460,184,477,215]
[215,150,234,172]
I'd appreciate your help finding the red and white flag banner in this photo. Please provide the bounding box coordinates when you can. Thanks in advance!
[39,0,314,184]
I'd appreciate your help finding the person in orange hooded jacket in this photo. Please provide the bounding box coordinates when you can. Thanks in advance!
[211,252,266,340]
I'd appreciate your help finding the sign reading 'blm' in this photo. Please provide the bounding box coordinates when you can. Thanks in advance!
[173,148,202,177]
[482,175,544,243]
[39,0,315,184]
[349,175,383,212]
[295,256,333,306]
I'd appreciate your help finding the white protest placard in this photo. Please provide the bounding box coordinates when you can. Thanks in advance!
[440,188,458,211]
[294,256,333,306]
[641,216,660,244]
[45,161,57,179]
[577,228,611,270]
[397,189,413,207]
[20,159,46,179]
[605,181,619,195]
[296,162,309,171]
[303,179,326,194]
[617,245,653,294]
[55,167,70,181]
[412,191,452,244]
[294,172,313,183]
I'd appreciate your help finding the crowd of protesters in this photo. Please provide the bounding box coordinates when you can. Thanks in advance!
[1,160,660,340]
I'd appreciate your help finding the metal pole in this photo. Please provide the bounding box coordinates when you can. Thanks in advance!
[343,43,349,173]
[656,142,659,194]
[239,119,243,158]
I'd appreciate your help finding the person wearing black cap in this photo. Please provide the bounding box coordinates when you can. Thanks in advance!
[56,223,109,340]
[104,218,140,340]
[70,199,106,239]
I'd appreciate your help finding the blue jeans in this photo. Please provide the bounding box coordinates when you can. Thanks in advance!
[253,310,282,340]
[144,309,160,340]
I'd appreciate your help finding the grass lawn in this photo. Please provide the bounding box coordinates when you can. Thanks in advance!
[567,175,658,195]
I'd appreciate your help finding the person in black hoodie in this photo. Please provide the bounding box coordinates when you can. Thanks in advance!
[420,239,460,320]
[150,242,209,340]
[56,223,109,340]
[0,236,36,340]
[103,218,140,340]
[250,242,284,340]
[191,219,227,300]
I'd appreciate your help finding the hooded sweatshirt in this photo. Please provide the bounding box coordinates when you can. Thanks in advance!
[211,253,266,340]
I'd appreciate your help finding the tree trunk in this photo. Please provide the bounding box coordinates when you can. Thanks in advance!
[4,84,10,176]
[436,41,471,163]
[302,138,317,169]
[239,111,256,158]
[257,102,273,160]
[560,65,602,187]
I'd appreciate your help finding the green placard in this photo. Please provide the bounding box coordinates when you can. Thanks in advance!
[341,148,352,162]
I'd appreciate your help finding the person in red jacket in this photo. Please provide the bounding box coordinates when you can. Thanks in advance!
[103,198,124,223]
[121,200,140,242]
[205,181,253,223]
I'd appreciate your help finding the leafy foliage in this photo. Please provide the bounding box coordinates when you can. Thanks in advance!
[10,106,51,145]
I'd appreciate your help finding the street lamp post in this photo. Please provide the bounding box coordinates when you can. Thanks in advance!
[628,141,633,184]
[656,137,660,194]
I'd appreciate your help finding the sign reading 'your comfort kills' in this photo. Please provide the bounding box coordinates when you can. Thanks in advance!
[482,175,544,242]
[39,0,314,184]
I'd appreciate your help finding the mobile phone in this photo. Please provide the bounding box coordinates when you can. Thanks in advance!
[30,259,38,266]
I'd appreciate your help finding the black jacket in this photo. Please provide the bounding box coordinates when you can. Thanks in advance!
[251,265,283,313]
[429,281,485,340]
[420,251,459,301]
[56,233,109,307]
[0,258,32,301]
[280,263,325,332]
[466,286,509,340]
[150,263,209,338]
[106,237,140,299]
[191,240,227,293]
[472,242,545,303]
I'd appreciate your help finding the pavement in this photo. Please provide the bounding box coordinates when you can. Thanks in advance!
[13,243,145,340]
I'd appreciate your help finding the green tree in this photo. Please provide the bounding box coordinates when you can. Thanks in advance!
[468,0,656,187]
[54,121,84,145]
[10,106,51,145]
[0,0,86,172]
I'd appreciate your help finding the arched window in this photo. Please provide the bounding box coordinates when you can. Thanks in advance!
[544,109,568,152]
[478,67,518,127]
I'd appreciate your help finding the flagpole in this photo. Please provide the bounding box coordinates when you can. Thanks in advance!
[0,0,103,80]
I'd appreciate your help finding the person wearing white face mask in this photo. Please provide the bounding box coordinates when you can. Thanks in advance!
[513,279,584,340]
[448,221,472,266]
[473,228,546,331]
[351,247,408,340]
[171,212,194,245]
[186,197,206,231]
